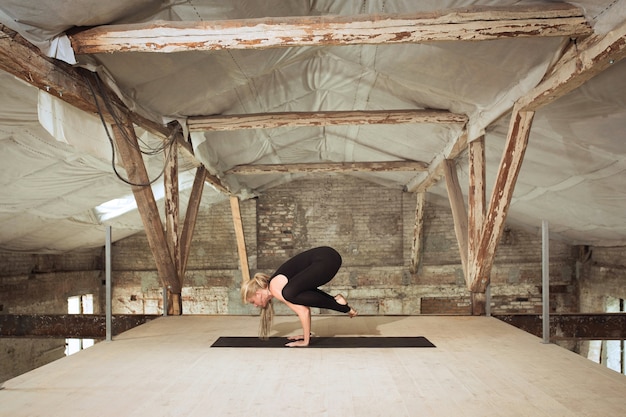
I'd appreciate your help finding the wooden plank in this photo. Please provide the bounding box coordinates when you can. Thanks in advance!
[0,314,158,338]
[230,196,250,282]
[226,160,428,175]
[180,166,207,277]
[189,109,467,131]
[68,4,591,54]
[443,159,468,282]
[469,109,535,293]
[410,191,426,274]
[517,18,626,112]
[111,122,181,295]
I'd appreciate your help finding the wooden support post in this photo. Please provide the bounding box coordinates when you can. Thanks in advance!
[410,192,426,274]
[230,196,250,282]
[443,159,469,282]
[470,108,535,294]
[111,122,181,296]
[468,137,487,313]
[180,166,207,277]
[164,141,182,315]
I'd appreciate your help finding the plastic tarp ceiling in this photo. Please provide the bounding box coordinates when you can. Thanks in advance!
[0,0,625,252]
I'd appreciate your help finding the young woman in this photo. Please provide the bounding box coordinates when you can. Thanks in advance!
[241,246,357,347]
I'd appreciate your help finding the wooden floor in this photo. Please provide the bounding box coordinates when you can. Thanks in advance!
[1,315,625,417]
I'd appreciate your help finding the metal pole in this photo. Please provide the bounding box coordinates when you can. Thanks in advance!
[485,284,491,317]
[542,220,550,344]
[162,287,168,316]
[105,226,112,342]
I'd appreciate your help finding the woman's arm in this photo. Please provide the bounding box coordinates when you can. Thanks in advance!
[268,274,311,347]
[285,303,311,347]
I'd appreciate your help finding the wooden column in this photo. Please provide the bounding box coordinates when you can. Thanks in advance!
[164,142,182,315]
[230,196,250,282]
[410,192,426,274]
[468,136,487,314]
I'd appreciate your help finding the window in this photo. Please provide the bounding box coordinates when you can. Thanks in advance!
[65,294,95,356]
[587,297,625,375]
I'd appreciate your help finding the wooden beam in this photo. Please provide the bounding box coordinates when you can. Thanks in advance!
[180,166,207,277]
[68,4,591,54]
[0,314,158,338]
[443,159,468,282]
[469,108,535,293]
[518,18,626,112]
[164,141,182,315]
[230,196,250,282]
[189,110,467,131]
[0,25,199,169]
[468,137,486,314]
[410,191,426,274]
[111,121,181,294]
[495,314,626,340]
[226,160,428,175]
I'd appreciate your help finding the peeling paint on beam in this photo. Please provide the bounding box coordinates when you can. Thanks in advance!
[226,160,429,175]
[188,109,467,132]
[69,5,592,54]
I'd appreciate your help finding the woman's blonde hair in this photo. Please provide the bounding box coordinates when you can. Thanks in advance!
[241,272,273,340]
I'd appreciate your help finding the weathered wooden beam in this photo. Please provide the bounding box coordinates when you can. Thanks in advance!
[180,166,207,277]
[517,18,626,112]
[410,191,426,274]
[0,314,158,338]
[230,196,250,282]
[111,122,181,295]
[468,137,487,314]
[0,25,197,163]
[189,110,467,131]
[164,141,183,315]
[68,4,591,54]
[469,108,534,293]
[495,314,626,340]
[227,160,428,175]
[443,159,469,282]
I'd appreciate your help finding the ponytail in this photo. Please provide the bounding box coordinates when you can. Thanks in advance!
[241,272,274,340]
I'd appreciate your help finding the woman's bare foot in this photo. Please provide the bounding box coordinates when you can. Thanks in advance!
[335,294,348,305]
[335,294,358,318]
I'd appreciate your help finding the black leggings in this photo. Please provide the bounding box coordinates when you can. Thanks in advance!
[273,247,350,313]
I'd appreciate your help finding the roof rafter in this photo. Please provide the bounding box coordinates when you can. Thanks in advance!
[226,161,428,175]
[68,4,592,54]
[188,109,467,131]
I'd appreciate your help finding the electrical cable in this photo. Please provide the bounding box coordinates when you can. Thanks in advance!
[84,73,177,187]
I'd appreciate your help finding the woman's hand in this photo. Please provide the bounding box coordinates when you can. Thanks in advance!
[285,339,309,347]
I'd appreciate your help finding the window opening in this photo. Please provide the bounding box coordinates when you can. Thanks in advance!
[65,294,95,356]
[587,297,625,375]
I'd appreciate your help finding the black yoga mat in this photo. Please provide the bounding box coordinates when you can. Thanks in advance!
[211,336,435,348]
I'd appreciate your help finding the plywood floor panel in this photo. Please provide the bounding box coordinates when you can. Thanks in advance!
[1,315,625,417]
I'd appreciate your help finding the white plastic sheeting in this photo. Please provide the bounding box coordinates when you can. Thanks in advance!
[0,0,625,252]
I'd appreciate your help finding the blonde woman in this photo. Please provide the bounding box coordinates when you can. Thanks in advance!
[241,246,357,347]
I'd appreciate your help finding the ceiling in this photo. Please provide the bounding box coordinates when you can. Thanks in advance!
[0,0,625,253]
